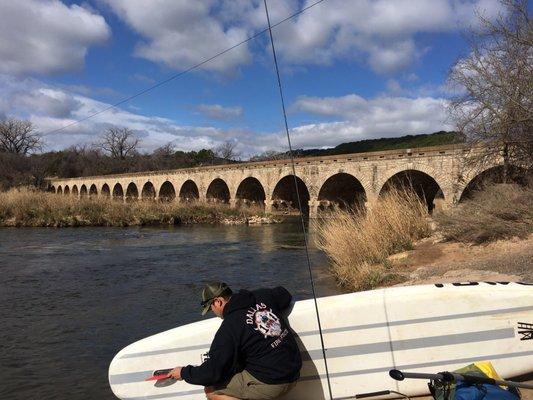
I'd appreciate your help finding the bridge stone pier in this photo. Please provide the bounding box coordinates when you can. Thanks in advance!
[49,144,503,218]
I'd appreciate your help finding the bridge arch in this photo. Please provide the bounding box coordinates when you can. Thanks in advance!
[64,185,70,195]
[207,178,230,203]
[112,183,124,199]
[126,183,139,202]
[101,183,111,198]
[141,181,156,200]
[72,185,79,196]
[317,173,366,212]
[159,181,176,202]
[458,165,530,202]
[89,184,97,197]
[272,175,310,215]
[179,180,199,202]
[57,186,62,195]
[236,177,266,208]
[379,169,444,213]
[80,184,88,198]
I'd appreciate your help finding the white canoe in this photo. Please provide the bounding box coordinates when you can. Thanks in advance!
[109,282,533,399]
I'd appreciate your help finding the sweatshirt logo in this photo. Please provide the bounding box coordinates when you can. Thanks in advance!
[246,303,282,338]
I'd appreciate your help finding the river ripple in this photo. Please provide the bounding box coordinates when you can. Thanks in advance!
[0,222,342,400]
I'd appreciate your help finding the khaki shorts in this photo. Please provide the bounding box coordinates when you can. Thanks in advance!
[213,370,297,400]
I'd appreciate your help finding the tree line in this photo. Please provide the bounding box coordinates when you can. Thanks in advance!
[0,124,242,190]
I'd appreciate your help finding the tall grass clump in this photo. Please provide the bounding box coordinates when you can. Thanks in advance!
[436,183,533,244]
[0,188,271,227]
[316,188,431,291]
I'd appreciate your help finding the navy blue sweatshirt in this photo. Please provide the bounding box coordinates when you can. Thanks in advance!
[181,287,302,386]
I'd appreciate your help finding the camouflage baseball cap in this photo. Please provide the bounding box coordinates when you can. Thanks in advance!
[201,282,231,315]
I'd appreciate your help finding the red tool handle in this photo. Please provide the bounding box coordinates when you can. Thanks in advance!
[145,368,173,381]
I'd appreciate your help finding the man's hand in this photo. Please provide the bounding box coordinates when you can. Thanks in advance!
[168,366,183,380]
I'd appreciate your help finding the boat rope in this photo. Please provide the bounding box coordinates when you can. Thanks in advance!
[262,1,334,399]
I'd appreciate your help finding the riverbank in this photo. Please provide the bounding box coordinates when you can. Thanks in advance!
[316,183,533,291]
[389,233,533,284]
[0,189,279,227]
[388,183,533,285]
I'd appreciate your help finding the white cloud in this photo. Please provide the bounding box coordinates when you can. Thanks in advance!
[14,89,83,120]
[286,94,452,147]
[102,0,504,75]
[386,79,403,94]
[294,93,449,121]
[0,75,452,157]
[0,74,248,153]
[102,0,252,73]
[0,0,110,75]
[195,104,243,120]
[0,0,502,78]
[130,74,156,84]
[364,38,420,74]
[271,0,505,74]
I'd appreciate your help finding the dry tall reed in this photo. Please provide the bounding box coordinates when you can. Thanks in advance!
[436,183,533,244]
[0,188,268,227]
[316,188,431,291]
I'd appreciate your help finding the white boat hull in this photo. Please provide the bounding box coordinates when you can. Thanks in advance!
[109,282,533,399]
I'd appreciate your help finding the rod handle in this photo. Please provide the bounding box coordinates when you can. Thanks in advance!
[355,390,391,398]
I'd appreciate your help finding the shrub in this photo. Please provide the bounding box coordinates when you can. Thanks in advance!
[316,187,431,291]
[436,183,533,244]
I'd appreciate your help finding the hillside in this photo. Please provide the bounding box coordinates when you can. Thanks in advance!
[293,131,463,157]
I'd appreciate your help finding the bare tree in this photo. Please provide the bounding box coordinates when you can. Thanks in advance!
[97,127,140,159]
[215,140,240,162]
[153,141,176,157]
[448,0,532,182]
[0,119,43,154]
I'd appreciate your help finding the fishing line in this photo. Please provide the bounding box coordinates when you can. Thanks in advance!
[262,1,333,399]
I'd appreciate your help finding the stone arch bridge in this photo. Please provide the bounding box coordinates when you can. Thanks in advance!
[48,144,500,218]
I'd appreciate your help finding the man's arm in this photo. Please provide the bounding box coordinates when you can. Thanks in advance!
[179,326,237,386]
[271,286,292,311]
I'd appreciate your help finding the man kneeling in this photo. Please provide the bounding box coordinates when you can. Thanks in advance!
[168,282,301,400]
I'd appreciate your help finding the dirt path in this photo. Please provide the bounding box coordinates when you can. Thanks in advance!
[388,234,533,285]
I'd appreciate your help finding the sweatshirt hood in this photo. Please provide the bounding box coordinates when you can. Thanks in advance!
[223,289,255,317]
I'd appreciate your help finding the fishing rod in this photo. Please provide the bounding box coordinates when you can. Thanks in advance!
[333,369,533,399]
[262,1,334,400]
[336,390,410,399]
[390,369,533,390]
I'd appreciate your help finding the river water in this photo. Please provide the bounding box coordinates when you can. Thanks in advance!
[0,222,342,400]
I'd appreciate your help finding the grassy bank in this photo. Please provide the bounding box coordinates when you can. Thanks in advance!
[435,183,533,244]
[316,189,431,291]
[317,183,532,292]
[0,189,273,227]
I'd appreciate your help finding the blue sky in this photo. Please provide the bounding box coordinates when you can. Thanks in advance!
[0,0,506,158]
